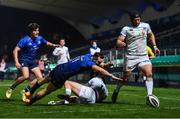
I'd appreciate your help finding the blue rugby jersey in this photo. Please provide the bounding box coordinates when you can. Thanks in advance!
[53,54,95,78]
[17,35,47,60]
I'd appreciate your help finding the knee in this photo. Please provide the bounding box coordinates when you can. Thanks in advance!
[145,72,152,78]
[23,75,29,80]
[64,80,70,86]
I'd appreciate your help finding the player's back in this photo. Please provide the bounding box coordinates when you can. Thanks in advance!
[88,77,108,102]
[53,54,95,78]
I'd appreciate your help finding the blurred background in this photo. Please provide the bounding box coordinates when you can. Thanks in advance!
[0,0,180,88]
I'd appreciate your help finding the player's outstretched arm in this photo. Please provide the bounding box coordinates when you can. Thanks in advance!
[92,65,122,81]
[46,41,60,47]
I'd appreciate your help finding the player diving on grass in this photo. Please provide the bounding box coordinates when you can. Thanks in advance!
[112,11,160,105]
[22,52,122,105]
[6,23,59,99]
[48,59,113,105]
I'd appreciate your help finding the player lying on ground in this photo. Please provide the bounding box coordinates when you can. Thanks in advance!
[48,76,108,105]
[23,52,122,105]
[112,11,160,105]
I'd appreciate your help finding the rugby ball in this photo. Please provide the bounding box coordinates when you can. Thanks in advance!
[146,95,160,108]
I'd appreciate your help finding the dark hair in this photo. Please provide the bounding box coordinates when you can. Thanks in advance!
[93,52,104,59]
[129,11,141,20]
[90,39,97,44]
[27,23,40,31]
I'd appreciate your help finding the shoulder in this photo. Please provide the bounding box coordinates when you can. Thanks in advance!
[37,35,43,39]
[122,26,130,31]
[20,35,30,41]
[64,46,68,50]
[140,22,150,27]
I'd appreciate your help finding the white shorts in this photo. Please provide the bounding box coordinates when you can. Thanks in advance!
[123,55,152,72]
[79,86,96,104]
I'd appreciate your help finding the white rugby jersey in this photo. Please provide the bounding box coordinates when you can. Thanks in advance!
[52,46,70,64]
[120,22,152,56]
[88,77,108,102]
[90,47,101,56]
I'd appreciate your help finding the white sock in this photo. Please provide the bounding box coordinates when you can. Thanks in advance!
[143,76,146,81]
[65,88,71,104]
[65,88,71,96]
[145,78,153,96]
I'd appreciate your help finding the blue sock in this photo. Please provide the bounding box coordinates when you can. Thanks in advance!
[30,82,41,94]
[10,84,18,90]
[24,86,31,92]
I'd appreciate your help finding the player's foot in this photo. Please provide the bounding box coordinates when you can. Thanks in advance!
[22,91,31,102]
[21,90,25,101]
[23,98,32,106]
[112,89,119,103]
[6,88,13,99]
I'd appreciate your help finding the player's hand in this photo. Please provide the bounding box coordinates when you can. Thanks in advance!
[109,60,114,66]
[111,75,123,81]
[15,62,21,69]
[117,41,126,48]
[53,44,60,47]
[154,46,160,55]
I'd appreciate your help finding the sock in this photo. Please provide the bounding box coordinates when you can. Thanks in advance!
[10,83,18,90]
[30,82,41,94]
[65,88,71,96]
[24,86,31,92]
[143,76,147,81]
[65,89,71,103]
[145,78,153,96]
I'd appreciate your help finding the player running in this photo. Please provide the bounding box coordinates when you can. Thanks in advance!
[6,23,59,99]
[112,11,160,104]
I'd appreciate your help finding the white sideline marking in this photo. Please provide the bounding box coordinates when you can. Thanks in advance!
[0,84,11,86]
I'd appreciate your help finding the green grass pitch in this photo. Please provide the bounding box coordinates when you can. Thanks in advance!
[0,80,180,118]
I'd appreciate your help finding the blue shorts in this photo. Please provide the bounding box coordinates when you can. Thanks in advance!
[20,59,38,70]
[49,64,68,88]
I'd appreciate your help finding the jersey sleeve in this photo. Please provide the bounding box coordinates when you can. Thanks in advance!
[17,38,26,48]
[146,23,152,34]
[84,54,96,67]
[39,36,48,44]
[66,47,70,60]
[120,27,127,37]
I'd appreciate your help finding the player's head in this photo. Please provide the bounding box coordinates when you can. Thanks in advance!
[27,23,40,38]
[90,39,97,48]
[59,38,65,46]
[129,11,141,27]
[92,52,104,65]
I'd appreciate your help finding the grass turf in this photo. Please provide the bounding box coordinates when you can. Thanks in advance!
[0,80,180,118]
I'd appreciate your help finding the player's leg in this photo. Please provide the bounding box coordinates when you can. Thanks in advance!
[24,82,58,105]
[112,56,137,103]
[23,66,49,96]
[6,67,29,99]
[26,75,51,97]
[112,71,130,103]
[62,80,83,104]
[140,63,153,96]
[63,80,96,103]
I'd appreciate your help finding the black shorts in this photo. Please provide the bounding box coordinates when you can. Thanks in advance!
[20,59,38,70]
[49,65,67,88]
